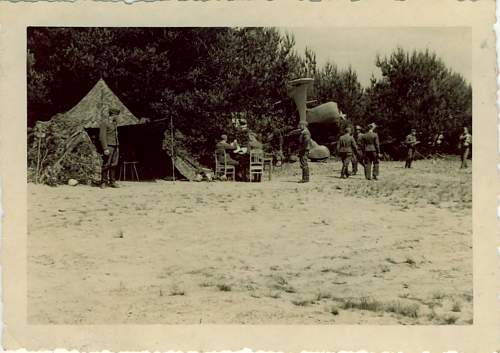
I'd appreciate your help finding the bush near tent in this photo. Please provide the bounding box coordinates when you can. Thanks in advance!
[28,117,102,185]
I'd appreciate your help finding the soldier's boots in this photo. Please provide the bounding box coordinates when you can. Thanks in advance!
[373,164,379,180]
[108,169,120,188]
[299,169,310,183]
[364,165,372,180]
[352,162,358,175]
[101,169,120,188]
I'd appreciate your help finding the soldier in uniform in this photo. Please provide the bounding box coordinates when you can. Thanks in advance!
[338,126,358,179]
[291,121,312,183]
[215,134,239,166]
[404,128,419,168]
[99,108,121,188]
[458,127,472,169]
[351,125,364,175]
[361,123,381,180]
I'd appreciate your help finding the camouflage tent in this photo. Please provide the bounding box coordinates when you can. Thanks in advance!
[29,79,139,185]
[38,78,139,130]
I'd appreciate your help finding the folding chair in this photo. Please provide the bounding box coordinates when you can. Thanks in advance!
[262,153,273,181]
[215,151,236,181]
[249,149,264,182]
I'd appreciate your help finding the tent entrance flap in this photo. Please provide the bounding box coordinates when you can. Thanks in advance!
[86,122,207,181]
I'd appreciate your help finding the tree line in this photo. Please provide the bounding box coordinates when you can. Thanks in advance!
[28,27,472,163]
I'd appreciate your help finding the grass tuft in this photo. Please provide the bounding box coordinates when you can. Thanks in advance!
[385,300,419,318]
[315,291,332,301]
[169,285,186,296]
[327,305,339,315]
[267,291,282,299]
[341,297,420,318]
[217,283,232,292]
[451,300,462,312]
[441,313,459,324]
[432,291,446,300]
[291,298,313,307]
[404,257,417,267]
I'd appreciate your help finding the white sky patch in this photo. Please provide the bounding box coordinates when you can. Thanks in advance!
[280,27,472,87]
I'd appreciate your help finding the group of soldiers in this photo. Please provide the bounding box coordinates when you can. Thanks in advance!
[298,122,381,183]
[294,121,381,183]
[337,123,381,180]
[296,121,472,183]
[98,106,472,187]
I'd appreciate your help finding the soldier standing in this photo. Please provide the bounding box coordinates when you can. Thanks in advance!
[458,127,472,168]
[99,108,121,188]
[361,123,381,180]
[294,121,311,183]
[351,125,364,174]
[404,128,419,168]
[338,126,358,179]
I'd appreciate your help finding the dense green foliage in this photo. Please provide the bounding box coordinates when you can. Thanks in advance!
[365,48,472,155]
[28,27,471,169]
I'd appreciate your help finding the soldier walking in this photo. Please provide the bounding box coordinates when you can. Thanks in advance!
[99,108,121,188]
[404,128,419,168]
[338,126,358,179]
[361,123,381,180]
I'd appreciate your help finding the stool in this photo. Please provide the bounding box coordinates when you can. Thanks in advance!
[119,161,140,181]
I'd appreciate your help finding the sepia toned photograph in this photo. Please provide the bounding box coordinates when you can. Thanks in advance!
[26,26,473,326]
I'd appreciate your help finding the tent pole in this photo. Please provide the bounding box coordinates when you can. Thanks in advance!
[170,115,175,183]
[35,136,41,184]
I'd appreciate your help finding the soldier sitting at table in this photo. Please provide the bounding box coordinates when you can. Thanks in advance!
[215,134,239,166]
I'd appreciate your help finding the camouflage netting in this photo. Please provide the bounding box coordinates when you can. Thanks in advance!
[162,129,213,181]
[28,79,139,185]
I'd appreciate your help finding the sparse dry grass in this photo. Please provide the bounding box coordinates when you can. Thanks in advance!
[432,291,446,300]
[341,297,384,312]
[169,285,186,296]
[439,313,459,324]
[385,300,419,318]
[28,159,472,324]
[291,298,314,307]
[319,159,472,210]
[326,305,339,315]
[451,300,462,312]
[269,274,296,293]
[216,283,232,292]
[340,297,420,319]
[315,291,332,301]
[267,291,282,299]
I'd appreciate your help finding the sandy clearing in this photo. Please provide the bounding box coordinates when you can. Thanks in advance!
[28,160,472,324]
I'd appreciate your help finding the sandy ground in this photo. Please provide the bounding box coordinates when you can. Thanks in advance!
[28,159,472,324]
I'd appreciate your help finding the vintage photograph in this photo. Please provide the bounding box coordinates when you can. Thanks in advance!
[27,26,472,325]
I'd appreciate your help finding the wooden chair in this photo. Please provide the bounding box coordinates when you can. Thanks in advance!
[215,151,236,181]
[262,153,273,181]
[119,161,140,181]
[249,149,264,182]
